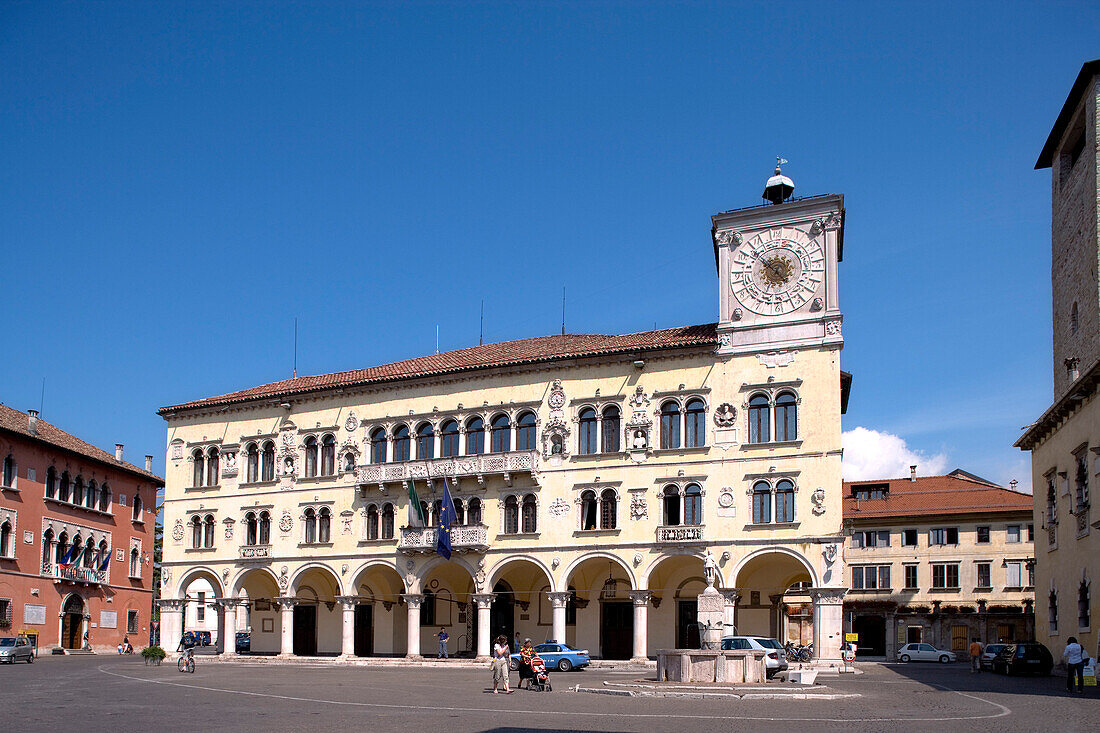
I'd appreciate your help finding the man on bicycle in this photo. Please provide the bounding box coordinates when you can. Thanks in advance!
[177,634,195,671]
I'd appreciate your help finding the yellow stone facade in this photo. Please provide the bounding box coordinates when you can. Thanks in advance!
[158,194,850,662]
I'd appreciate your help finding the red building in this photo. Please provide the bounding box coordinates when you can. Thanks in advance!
[0,404,162,653]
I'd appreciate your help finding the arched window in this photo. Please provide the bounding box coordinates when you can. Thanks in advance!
[370,428,387,464]
[203,515,215,547]
[602,406,620,453]
[748,394,771,444]
[660,402,681,449]
[130,547,139,577]
[685,399,706,447]
[42,528,54,565]
[261,441,276,481]
[59,471,71,502]
[304,436,319,477]
[685,484,702,525]
[381,503,395,539]
[440,420,459,457]
[318,507,331,543]
[600,489,617,529]
[259,511,271,544]
[392,425,411,462]
[246,443,259,482]
[416,423,435,460]
[321,434,336,476]
[366,505,379,540]
[580,490,597,530]
[1079,581,1091,629]
[521,494,537,533]
[55,531,68,564]
[131,493,142,521]
[0,520,11,557]
[87,480,98,509]
[1049,590,1059,634]
[775,392,797,442]
[45,466,57,499]
[98,539,108,569]
[503,496,519,534]
[191,516,202,548]
[304,508,317,544]
[578,408,597,455]
[466,417,485,455]
[245,512,258,545]
[100,483,111,512]
[516,412,537,451]
[491,414,510,453]
[421,589,436,626]
[1072,301,1080,334]
[775,479,795,523]
[752,481,772,524]
[206,448,219,485]
[83,537,95,567]
[663,485,681,526]
[73,476,84,505]
[467,498,482,526]
[432,499,443,527]
[192,450,204,487]
[453,499,465,526]
[1,455,13,487]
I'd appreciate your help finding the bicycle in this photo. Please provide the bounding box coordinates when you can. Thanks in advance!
[177,647,195,673]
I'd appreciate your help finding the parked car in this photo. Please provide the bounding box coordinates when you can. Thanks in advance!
[980,643,1009,670]
[0,636,34,664]
[720,636,789,678]
[897,643,956,663]
[235,632,251,654]
[509,642,590,672]
[991,642,1054,676]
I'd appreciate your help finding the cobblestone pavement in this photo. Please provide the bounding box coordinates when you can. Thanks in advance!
[3,655,1097,732]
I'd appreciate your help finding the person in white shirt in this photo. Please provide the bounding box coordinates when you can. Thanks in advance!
[1063,636,1085,693]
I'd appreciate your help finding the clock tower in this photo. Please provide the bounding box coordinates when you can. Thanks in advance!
[712,167,845,355]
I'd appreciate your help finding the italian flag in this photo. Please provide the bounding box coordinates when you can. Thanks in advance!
[408,480,427,527]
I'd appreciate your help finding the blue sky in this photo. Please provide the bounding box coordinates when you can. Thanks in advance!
[2,2,1098,490]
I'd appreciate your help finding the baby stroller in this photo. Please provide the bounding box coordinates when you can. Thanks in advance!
[529,654,552,692]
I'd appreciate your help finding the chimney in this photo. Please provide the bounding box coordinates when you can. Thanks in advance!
[27,409,39,435]
[910,465,917,482]
[115,444,124,462]
[145,455,153,472]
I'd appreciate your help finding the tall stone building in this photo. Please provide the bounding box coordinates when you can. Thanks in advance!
[1017,59,1100,659]
[158,177,852,662]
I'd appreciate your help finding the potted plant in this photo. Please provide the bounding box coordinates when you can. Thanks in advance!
[140,645,166,666]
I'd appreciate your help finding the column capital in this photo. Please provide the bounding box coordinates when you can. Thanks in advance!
[719,588,741,605]
[335,595,359,610]
[546,591,572,608]
[808,587,848,604]
[472,593,496,610]
[627,590,653,606]
[156,598,185,611]
[402,593,424,609]
[273,596,298,610]
[212,597,242,609]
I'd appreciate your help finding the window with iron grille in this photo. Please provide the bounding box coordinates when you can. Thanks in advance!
[0,598,11,629]
[127,610,139,634]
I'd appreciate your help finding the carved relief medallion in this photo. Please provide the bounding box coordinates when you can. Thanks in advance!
[345,412,358,432]
[279,510,293,533]
[171,519,184,542]
[548,498,570,517]
[714,403,737,427]
[629,494,648,520]
[811,487,826,515]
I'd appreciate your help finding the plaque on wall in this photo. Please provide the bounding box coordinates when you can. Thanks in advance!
[24,604,46,625]
[100,611,117,629]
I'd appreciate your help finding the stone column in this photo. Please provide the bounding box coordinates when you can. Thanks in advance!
[627,591,652,662]
[275,597,296,657]
[720,589,740,637]
[547,592,571,647]
[769,594,783,640]
[337,596,357,657]
[156,599,185,651]
[473,593,495,660]
[809,587,847,662]
[403,594,423,658]
[885,611,897,660]
[214,598,239,656]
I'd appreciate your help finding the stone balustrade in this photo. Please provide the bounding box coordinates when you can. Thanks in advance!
[399,524,489,553]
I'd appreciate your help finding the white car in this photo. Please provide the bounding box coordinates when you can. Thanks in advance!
[720,636,788,677]
[897,643,956,663]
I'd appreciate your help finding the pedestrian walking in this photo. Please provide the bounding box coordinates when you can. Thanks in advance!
[518,638,536,689]
[969,638,983,673]
[436,627,449,659]
[1064,636,1085,693]
[490,635,512,693]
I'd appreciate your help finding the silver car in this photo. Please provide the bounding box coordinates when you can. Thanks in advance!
[980,643,1008,670]
[0,636,34,664]
[720,636,788,677]
[897,642,956,663]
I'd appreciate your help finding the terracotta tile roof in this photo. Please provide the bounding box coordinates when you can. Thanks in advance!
[843,471,1033,520]
[0,403,163,484]
[159,323,719,415]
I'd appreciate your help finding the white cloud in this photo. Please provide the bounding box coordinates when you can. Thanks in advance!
[842,427,949,481]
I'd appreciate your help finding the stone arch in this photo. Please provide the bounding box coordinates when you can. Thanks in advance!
[349,559,405,593]
[175,565,225,600]
[417,554,479,593]
[732,546,818,588]
[290,563,343,597]
[561,551,636,593]
[230,566,280,597]
[640,551,726,590]
[487,554,555,592]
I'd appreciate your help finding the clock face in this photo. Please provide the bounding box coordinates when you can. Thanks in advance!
[730,226,825,315]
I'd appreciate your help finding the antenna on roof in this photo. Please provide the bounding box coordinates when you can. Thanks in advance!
[293,317,298,378]
[562,286,566,335]
[480,300,484,346]
[436,324,439,354]
[40,377,45,415]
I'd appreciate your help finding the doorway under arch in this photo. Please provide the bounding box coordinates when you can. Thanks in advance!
[60,595,85,649]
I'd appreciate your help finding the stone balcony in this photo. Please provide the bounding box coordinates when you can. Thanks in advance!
[357,451,539,491]
[41,562,107,585]
[239,544,273,561]
[398,524,489,554]
[656,525,705,543]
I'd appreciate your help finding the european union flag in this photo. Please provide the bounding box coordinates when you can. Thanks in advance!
[98,550,111,572]
[436,477,457,560]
